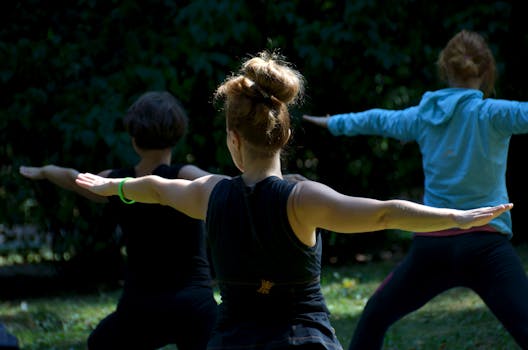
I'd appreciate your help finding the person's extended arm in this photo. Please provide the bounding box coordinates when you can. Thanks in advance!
[283,173,309,182]
[302,115,330,128]
[178,164,211,180]
[289,180,512,235]
[303,107,419,141]
[75,172,225,219]
[19,165,108,203]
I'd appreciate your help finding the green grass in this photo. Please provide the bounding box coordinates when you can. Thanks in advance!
[1,244,527,350]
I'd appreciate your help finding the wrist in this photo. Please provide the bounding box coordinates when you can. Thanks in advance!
[118,177,136,204]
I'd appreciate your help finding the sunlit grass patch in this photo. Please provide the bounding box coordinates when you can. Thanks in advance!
[1,291,118,350]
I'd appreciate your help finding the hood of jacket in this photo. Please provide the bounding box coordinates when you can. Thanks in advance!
[418,88,483,126]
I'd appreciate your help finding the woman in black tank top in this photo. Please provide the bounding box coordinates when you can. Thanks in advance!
[20,91,217,350]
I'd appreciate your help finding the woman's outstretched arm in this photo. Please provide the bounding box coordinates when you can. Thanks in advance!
[75,172,226,219]
[289,180,512,236]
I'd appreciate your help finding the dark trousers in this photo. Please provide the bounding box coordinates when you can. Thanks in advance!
[88,285,218,350]
[348,232,528,350]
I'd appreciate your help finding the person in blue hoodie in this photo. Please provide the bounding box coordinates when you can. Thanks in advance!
[303,30,528,349]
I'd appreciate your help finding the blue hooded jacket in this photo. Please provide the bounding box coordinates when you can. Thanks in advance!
[328,88,528,237]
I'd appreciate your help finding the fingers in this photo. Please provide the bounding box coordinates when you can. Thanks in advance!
[75,173,99,188]
[475,203,512,214]
[19,166,39,179]
[475,203,513,223]
[74,177,92,188]
[459,203,513,229]
[487,203,513,216]
[77,172,98,181]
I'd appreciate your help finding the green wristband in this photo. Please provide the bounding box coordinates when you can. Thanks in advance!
[118,177,136,204]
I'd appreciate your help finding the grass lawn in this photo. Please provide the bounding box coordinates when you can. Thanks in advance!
[1,244,527,350]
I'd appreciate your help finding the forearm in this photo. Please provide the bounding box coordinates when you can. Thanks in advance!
[44,165,109,202]
[77,172,223,220]
[385,200,458,232]
[41,165,80,191]
[289,182,510,235]
[20,164,108,202]
[103,175,172,205]
[328,108,415,140]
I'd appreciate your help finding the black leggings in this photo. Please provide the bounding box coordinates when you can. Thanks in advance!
[348,232,528,350]
[88,285,218,350]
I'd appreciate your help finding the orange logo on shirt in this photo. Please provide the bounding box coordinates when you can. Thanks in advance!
[256,279,275,294]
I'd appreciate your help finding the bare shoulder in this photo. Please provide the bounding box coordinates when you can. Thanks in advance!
[289,179,332,207]
[293,179,334,197]
[193,174,230,190]
[178,164,211,180]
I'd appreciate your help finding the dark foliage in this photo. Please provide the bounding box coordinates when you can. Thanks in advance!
[1,0,527,274]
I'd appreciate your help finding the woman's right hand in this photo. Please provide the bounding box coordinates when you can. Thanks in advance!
[75,173,118,197]
[455,203,514,229]
[19,166,45,180]
[302,115,330,128]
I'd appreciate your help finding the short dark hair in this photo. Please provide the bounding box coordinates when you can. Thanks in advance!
[124,91,188,150]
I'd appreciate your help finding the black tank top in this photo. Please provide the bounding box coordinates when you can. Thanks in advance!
[206,176,327,320]
[107,164,212,292]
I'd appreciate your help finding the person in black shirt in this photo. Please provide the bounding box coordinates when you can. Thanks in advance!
[20,91,217,350]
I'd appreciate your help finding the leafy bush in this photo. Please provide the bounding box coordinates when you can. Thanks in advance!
[2,0,526,264]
